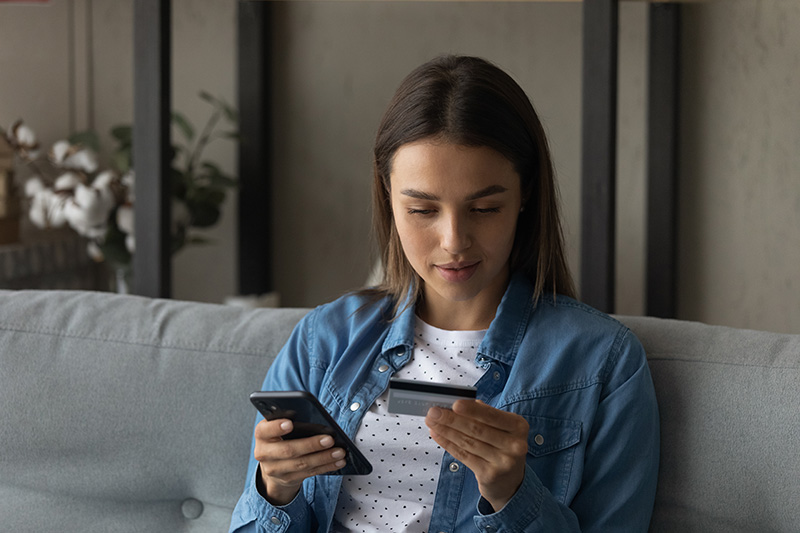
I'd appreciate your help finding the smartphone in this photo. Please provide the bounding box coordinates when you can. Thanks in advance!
[249,390,373,476]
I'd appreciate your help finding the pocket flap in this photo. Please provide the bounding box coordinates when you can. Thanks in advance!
[524,416,582,457]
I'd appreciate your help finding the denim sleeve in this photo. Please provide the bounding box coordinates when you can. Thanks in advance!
[474,329,659,532]
[570,331,660,531]
[228,467,314,533]
[473,464,581,531]
[229,310,322,533]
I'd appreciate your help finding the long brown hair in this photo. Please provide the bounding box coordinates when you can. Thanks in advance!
[368,55,576,312]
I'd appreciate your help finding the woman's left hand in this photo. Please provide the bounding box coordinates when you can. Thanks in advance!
[425,399,530,512]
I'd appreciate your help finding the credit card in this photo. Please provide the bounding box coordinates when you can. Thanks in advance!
[387,378,477,416]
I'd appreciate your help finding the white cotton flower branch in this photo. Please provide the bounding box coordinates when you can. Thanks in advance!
[5,120,40,160]
[6,92,238,273]
[49,140,99,174]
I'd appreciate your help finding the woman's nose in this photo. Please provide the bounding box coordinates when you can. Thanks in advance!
[440,213,471,254]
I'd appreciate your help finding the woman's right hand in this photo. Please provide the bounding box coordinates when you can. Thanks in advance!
[253,418,348,506]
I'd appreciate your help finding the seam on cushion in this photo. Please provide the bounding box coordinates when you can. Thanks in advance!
[647,354,800,370]
[0,323,274,357]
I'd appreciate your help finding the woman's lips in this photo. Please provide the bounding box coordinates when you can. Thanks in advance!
[435,262,479,282]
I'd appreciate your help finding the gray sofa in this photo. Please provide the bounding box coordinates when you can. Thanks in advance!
[1,290,798,532]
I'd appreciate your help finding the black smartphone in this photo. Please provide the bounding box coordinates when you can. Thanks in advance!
[249,390,373,476]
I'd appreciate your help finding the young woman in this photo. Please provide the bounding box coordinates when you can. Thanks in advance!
[230,55,659,532]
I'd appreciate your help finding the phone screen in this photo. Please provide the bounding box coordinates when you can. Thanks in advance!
[250,391,373,476]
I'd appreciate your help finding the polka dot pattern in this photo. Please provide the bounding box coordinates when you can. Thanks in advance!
[332,318,487,532]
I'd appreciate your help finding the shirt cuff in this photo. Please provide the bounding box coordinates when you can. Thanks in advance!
[474,465,543,532]
[245,469,312,532]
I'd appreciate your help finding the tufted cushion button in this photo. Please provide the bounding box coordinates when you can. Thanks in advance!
[181,498,204,519]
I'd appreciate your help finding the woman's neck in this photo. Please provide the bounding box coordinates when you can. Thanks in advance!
[416,289,504,331]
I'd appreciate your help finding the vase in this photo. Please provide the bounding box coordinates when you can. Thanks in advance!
[109,265,132,294]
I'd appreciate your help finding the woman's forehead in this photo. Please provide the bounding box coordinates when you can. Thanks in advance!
[389,141,520,194]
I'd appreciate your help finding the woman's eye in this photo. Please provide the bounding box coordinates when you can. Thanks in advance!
[473,207,501,214]
[407,208,434,215]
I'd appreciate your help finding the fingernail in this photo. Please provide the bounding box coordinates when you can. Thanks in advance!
[331,449,345,459]
[427,407,442,420]
[280,421,292,431]
[335,460,347,468]
[320,436,334,447]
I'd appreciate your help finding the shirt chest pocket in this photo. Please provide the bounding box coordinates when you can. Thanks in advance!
[522,415,582,503]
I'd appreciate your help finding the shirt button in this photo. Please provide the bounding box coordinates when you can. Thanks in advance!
[270,516,281,525]
[449,462,460,472]
[350,402,361,412]
[378,364,390,373]
[534,434,545,446]
[396,348,406,358]
[493,371,501,381]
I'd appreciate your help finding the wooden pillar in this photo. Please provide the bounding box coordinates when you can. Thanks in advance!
[580,0,619,313]
[132,0,172,298]
[237,1,274,296]
[646,3,681,318]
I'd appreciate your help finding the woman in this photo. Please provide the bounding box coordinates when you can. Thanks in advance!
[230,55,659,532]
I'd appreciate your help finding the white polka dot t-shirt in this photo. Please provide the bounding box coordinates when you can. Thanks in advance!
[331,317,487,532]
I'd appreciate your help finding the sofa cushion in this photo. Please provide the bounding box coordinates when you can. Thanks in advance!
[0,289,308,532]
[619,316,800,533]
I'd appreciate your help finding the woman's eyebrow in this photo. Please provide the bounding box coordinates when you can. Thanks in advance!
[399,185,508,202]
[466,185,508,201]
[400,189,439,201]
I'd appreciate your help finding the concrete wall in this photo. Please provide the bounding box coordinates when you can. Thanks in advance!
[1,0,798,333]
[678,1,800,333]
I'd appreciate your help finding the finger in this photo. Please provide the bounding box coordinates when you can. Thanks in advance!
[254,418,295,441]
[255,429,338,462]
[260,447,348,483]
[426,406,529,465]
[428,414,499,462]
[426,405,512,449]
[452,400,529,434]
[428,425,495,480]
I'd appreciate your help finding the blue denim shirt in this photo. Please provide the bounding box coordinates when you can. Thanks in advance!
[229,274,659,532]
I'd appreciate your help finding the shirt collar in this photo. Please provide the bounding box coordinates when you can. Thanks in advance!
[477,272,536,365]
[381,273,537,366]
[381,289,417,358]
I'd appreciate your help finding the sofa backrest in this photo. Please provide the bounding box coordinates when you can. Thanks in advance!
[1,290,797,532]
[619,316,800,533]
[0,290,307,533]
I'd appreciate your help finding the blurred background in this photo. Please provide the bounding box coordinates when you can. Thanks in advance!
[0,0,798,333]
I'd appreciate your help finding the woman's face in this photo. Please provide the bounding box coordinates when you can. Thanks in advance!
[390,140,522,329]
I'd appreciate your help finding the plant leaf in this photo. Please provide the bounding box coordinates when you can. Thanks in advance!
[187,235,213,245]
[198,90,216,105]
[69,130,100,151]
[188,202,221,227]
[113,148,132,174]
[221,101,238,122]
[171,112,195,141]
[218,130,240,140]
[110,125,132,144]
[199,162,238,188]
